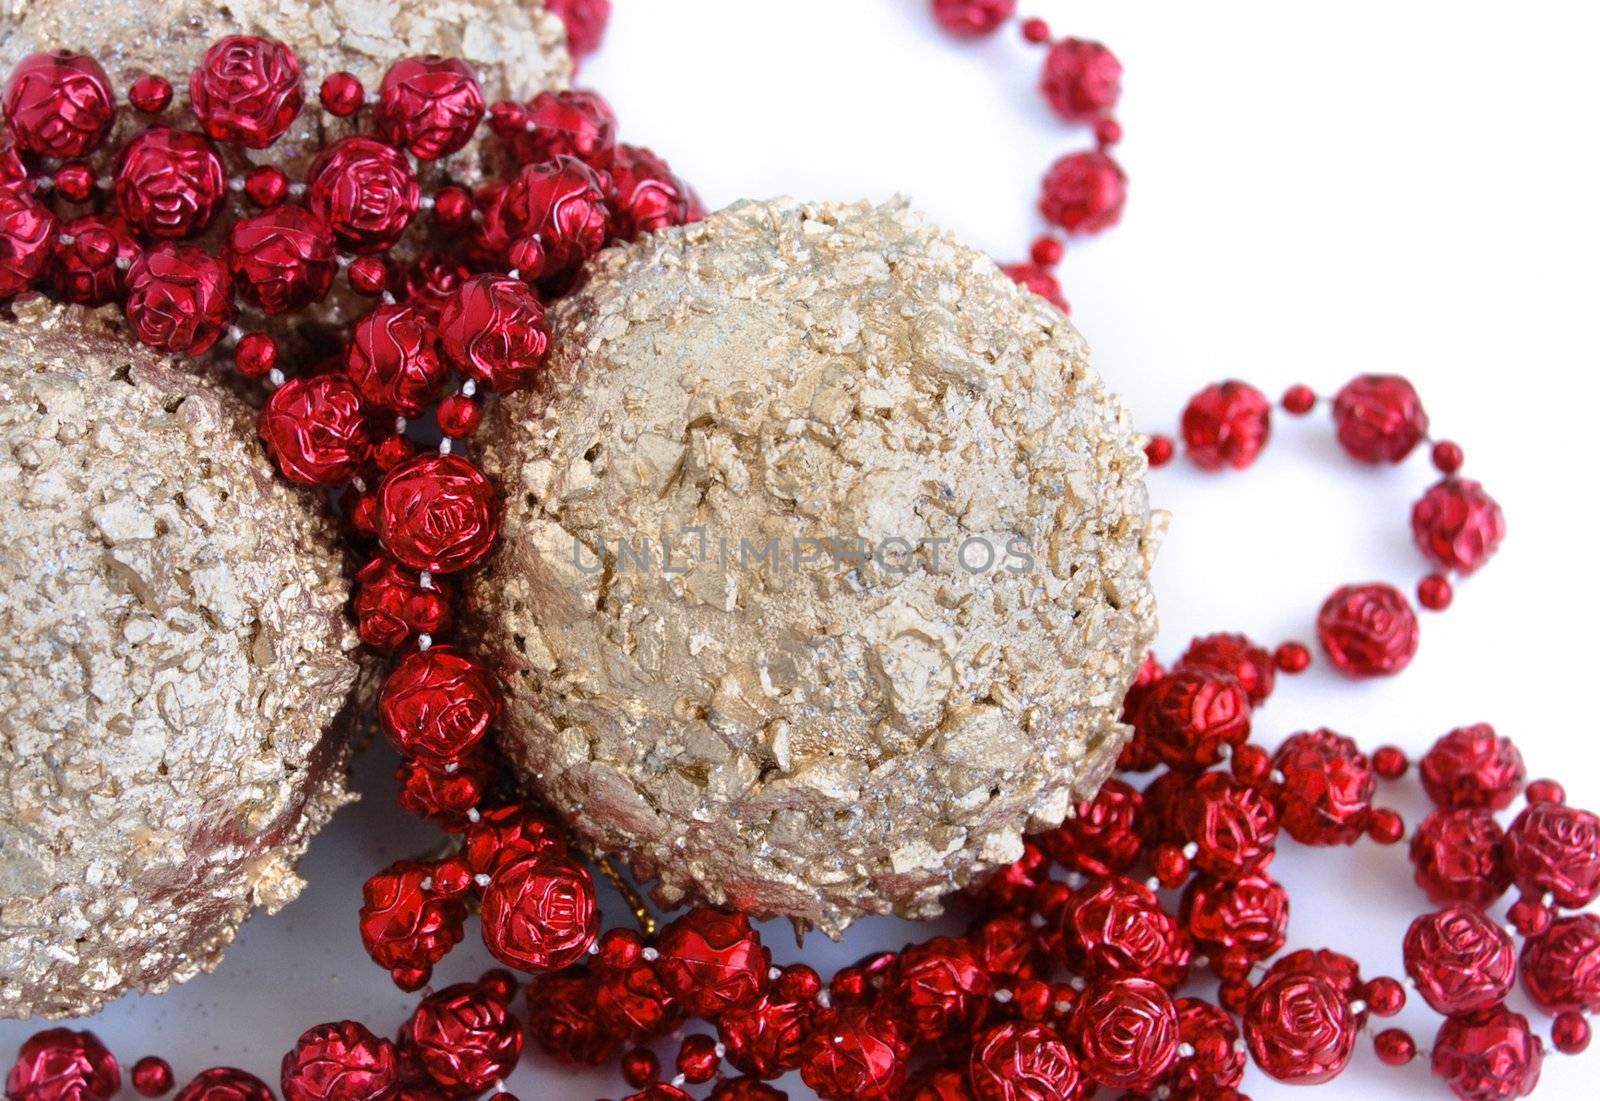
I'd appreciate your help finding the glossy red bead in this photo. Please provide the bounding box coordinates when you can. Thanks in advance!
[1281,383,1317,414]
[4,1030,120,1101]
[228,205,338,314]
[1273,640,1311,673]
[123,244,233,355]
[655,908,771,1020]
[1331,374,1429,463]
[130,1059,173,1099]
[354,556,453,653]
[0,189,59,299]
[717,987,814,1079]
[1526,778,1566,805]
[932,0,1016,38]
[346,303,446,416]
[319,72,364,117]
[47,216,131,306]
[608,143,695,241]
[1504,801,1600,909]
[1175,771,1279,878]
[347,257,389,296]
[462,804,567,878]
[967,1021,1082,1101]
[1172,998,1245,1092]
[114,127,227,239]
[483,155,612,277]
[1412,478,1506,574]
[259,373,371,486]
[1039,150,1126,234]
[1419,724,1525,810]
[1419,573,1454,611]
[172,1069,273,1101]
[190,36,303,148]
[1178,631,1275,704]
[376,56,485,161]
[1316,582,1419,677]
[524,971,618,1066]
[479,853,599,972]
[886,937,992,1043]
[51,161,94,203]
[128,74,174,115]
[357,859,465,975]
[307,136,420,254]
[1001,260,1067,311]
[436,394,482,438]
[379,645,499,759]
[675,1035,721,1084]
[496,88,616,167]
[3,52,114,158]
[1135,668,1252,771]
[1271,729,1375,845]
[1182,871,1289,964]
[1243,971,1356,1084]
[798,1006,908,1101]
[1410,807,1512,909]
[279,1021,398,1101]
[399,983,522,1095]
[1068,977,1177,1091]
[1181,380,1272,471]
[437,274,551,393]
[1037,778,1143,878]
[1553,1013,1591,1056]
[1364,976,1407,1017]
[1039,38,1122,122]
[244,165,290,207]
[546,0,613,58]
[1430,1005,1543,1101]
[1403,906,1517,1015]
[1432,438,1465,474]
[1374,1028,1417,1067]
[1053,875,1191,990]
[395,750,490,828]
[1520,913,1600,1014]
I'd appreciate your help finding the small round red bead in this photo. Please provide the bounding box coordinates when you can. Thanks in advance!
[1282,384,1317,414]
[1527,778,1567,805]
[1029,235,1064,266]
[1273,641,1312,673]
[1367,809,1405,845]
[1094,116,1122,147]
[53,161,95,203]
[675,1035,722,1084]
[131,1057,174,1098]
[1021,17,1052,44]
[320,71,365,117]
[129,74,173,114]
[1418,573,1454,610]
[1373,746,1409,780]
[1554,1012,1592,1056]
[1374,1028,1417,1066]
[621,1048,659,1088]
[931,0,1017,38]
[234,332,279,379]
[1145,434,1174,467]
[1432,439,1464,473]
[244,165,289,207]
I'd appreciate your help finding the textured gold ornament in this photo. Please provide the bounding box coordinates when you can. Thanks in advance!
[473,198,1162,938]
[0,303,371,1019]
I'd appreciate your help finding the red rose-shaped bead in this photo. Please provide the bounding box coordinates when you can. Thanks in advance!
[308,137,420,253]
[3,52,114,158]
[968,914,1047,985]
[1272,729,1375,845]
[1174,771,1279,878]
[259,373,372,486]
[227,205,337,315]
[595,958,683,1042]
[1037,778,1143,878]
[655,908,771,1020]
[1172,998,1246,1093]
[0,189,57,299]
[1410,808,1512,908]
[1180,380,1271,471]
[932,0,1016,38]
[172,1070,272,1101]
[1068,978,1177,1091]
[1267,947,1364,1002]
[607,144,695,241]
[717,984,815,1079]
[902,1066,973,1101]
[1054,876,1191,990]
[1039,38,1122,122]
[115,128,226,239]
[1136,668,1252,770]
[969,1022,1082,1101]
[190,36,303,148]
[547,0,612,57]
[123,244,232,355]
[358,860,465,974]
[354,556,453,653]
[1181,871,1289,963]
[379,645,499,760]
[1178,632,1275,704]
[1039,150,1126,235]
[1521,914,1600,1013]
[346,304,447,417]
[478,853,598,972]
[280,1021,398,1101]
[1431,1005,1543,1101]
[495,88,616,167]
[0,126,29,195]
[1420,724,1526,811]
[798,1006,908,1101]
[1316,582,1419,677]
[484,156,611,276]
[462,803,567,877]
[526,972,618,1066]
[1504,801,1600,909]
[885,937,992,1043]
[396,748,491,828]
[377,453,499,573]
[437,275,551,393]
[5,1030,120,1101]
[400,983,522,1095]
[1404,907,1517,1015]
[376,56,485,161]
[1332,374,1429,463]
[49,214,139,306]
[1244,971,1356,1084]
[1412,478,1506,575]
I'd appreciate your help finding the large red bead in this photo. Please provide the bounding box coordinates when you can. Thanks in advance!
[1419,724,1526,811]
[307,137,420,254]
[437,274,551,393]
[1316,582,1419,677]
[346,304,447,417]
[0,188,57,299]
[399,983,523,1095]
[0,126,29,195]
[358,860,466,973]
[190,36,303,149]
[1174,770,1279,878]
[483,156,612,277]
[496,88,616,167]
[172,1070,273,1101]
[1412,478,1506,574]
[395,748,491,828]
[1430,1005,1543,1101]
[1404,907,1517,1015]
[462,803,568,878]
[546,0,613,57]
[595,958,683,1042]
[1068,978,1176,1091]
[1039,38,1122,122]
[4,1030,120,1101]
[931,0,1016,38]
[1243,971,1356,1084]
[1172,998,1245,1093]
[48,214,138,306]
[1180,380,1271,471]
[280,1021,399,1101]
[1037,778,1143,878]
[123,244,233,355]
[114,127,226,239]
[655,908,771,1020]
[1332,374,1429,463]
[478,853,598,972]
[968,1022,1082,1101]
[607,144,695,241]
[1181,871,1289,963]
[1135,668,1252,770]
[353,556,452,652]
[1039,150,1126,234]
[1053,876,1191,990]
[1504,801,1600,909]
[885,937,992,1043]
[227,205,337,315]
[967,913,1047,985]
[1177,632,1275,704]
[1410,807,1512,909]
[376,56,485,161]
[3,52,113,158]
[798,1006,908,1101]
[1271,729,1375,845]
[259,373,372,486]
[377,453,499,573]
[717,984,815,1079]
[1520,913,1600,1014]
[526,972,618,1066]
[379,645,499,760]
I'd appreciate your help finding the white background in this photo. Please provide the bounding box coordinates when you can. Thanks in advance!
[5,1,1600,1098]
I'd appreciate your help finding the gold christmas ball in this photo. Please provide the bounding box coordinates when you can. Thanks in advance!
[0,303,368,1019]
[473,198,1160,937]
